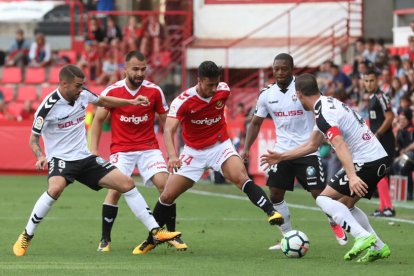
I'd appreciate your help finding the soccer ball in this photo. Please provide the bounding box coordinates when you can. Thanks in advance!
[281,230,310,258]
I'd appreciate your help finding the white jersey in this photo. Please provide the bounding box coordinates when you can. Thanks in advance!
[32,88,99,161]
[255,79,316,154]
[314,96,387,163]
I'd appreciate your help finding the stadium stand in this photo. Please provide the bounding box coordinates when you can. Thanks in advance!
[1,67,22,84]
[16,86,37,102]
[0,86,15,102]
[48,66,61,84]
[24,67,46,85]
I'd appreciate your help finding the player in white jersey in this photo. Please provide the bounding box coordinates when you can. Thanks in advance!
[242,53,346,250]
[91,51,187,254]
[261,73,391,262]
[12,65,181,257]
[135,61,284,252]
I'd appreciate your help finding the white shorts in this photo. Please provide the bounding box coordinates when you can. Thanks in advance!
[176,139,239,182]
[110,149,168,186]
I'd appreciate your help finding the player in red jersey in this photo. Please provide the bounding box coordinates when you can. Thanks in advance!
[135,61,284,250]
[91,51,187,254]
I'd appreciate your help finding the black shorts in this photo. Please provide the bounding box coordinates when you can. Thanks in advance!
[48,155,116,191]
[328,156,389,199]
[267,155,325,191]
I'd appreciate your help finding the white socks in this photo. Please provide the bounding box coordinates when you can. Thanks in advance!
[273,201,291,234]
[316,196,369,239]
[123,188,159,231]
[350,206,385,250]
[25,192,56,236]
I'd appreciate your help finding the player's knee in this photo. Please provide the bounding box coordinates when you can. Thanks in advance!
[47,187,64,199]
[269,190,284,204]
[116,176,135,193]
[159,192,174,205]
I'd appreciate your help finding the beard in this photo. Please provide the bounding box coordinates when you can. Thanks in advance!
[127,75,143,88]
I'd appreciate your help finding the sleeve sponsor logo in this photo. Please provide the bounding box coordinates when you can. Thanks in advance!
[34,116,44,130]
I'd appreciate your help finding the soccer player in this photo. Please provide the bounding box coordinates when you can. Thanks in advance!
[13,65,181,257]
[90,51,187,253]
[261,73,391,262]
[363,70,396,217]
[135,61,284,250]
[242,53,346,250]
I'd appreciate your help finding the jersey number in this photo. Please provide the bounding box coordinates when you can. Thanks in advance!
[179,154,194,165]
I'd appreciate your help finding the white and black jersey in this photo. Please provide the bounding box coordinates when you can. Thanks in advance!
[32,88,99,161]
[255,78,316,154]
[314,96,387,163]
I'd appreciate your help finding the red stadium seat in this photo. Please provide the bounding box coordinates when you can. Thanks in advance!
[48,66,62,84]
[1,67,22,84]
[16,85,38,102]
[7,102,24,117]
[40,85,55,100]
[58,50,77,64]
[0,85,15,102]
[25,67,46,84]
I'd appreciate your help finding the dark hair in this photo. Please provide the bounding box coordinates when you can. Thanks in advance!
[59,65,84,82]
[295,73,319,96]
[400,108,413,122]
[125,51,146,63]
[274,53,294,68]
[364,69,378,77]
[198,61,222,79]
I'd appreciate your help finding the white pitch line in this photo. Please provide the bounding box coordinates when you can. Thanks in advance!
[188,189,414,225]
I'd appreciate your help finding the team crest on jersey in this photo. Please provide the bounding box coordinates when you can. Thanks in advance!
[369,111,376,119]
[306,166,316,178]
[96,157,106,165]
[34,116,44,130]
[292,94,298,102]
[215,100,224,109]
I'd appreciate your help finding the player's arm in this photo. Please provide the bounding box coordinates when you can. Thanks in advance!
[29,133,47,171]
[95,95,149,108]
[164,117,181,173]
[158,113,167,129]
[260,130,324,169]
[242,115,264,160]
[90,107,110,155]
[375,110,394,138]
[329,134,368,197]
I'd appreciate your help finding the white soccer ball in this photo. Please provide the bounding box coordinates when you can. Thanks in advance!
[281,230,310,258]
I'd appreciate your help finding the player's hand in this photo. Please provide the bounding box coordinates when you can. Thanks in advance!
[168,156,182,174]
[35,156,48,171]
[131,95,150,106]
[240,150,249,162]
[348,175,368,197]
[260,150,283,170]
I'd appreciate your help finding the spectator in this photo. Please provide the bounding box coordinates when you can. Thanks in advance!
[404,37,414,63]
[374,38,389,70]
[0,99,14,120]
[17,100,35,122]
[78,40,100,80]
[330,64,352,90]
[123,16,143,46]
[28,33,51,67]
[94,0,115,24]
[379,67,391,94]
[6,29,30,67]
[140,15,161,66]
[363,38,377,64]
[389,77,405,114]
[399,73,411,93]
[391,55,405,77]
[393,109,414,200]
[104,16,122,44]
[96,52,118,85]
[87,17,105,43]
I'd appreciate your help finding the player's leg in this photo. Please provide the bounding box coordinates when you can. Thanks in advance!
[151,172,188,251]
[98,189,121,252]
[316,187,375,260]
[13,157,72,256]
[298,155,348,246]
[133,174,194,255]
[85,157,180,246]
[98,152,135,252]
[220,155,283,226]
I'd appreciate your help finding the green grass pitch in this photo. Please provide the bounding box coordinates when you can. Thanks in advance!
[0,175,413,275]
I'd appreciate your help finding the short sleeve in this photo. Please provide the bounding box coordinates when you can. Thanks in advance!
[254,92,268,118]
